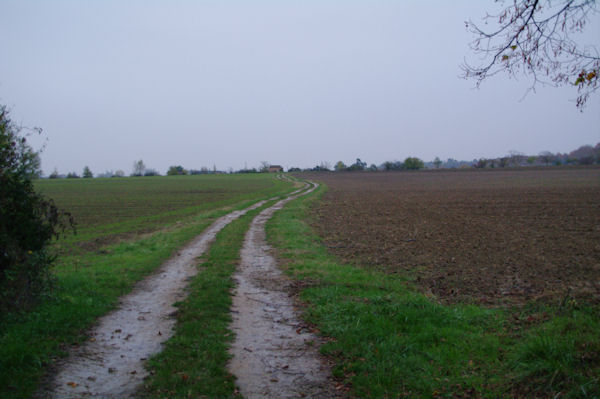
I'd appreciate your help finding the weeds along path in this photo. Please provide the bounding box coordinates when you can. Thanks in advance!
[40,200,271,399]
[228,181,336,398]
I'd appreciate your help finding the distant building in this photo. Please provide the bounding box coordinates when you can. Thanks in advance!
[268,165,283,173]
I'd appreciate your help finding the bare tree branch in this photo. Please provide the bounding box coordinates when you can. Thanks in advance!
[462,0,599,110]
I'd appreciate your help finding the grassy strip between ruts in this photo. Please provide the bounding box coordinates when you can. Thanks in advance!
[267,183,600,398]
[0,198,281,399]
[140,198,281,398]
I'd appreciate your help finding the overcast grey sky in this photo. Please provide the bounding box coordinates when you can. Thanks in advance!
[1,1,599,174]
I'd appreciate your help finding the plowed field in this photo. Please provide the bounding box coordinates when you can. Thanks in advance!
[302,168,600,306]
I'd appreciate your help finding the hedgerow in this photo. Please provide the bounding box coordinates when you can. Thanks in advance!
[0,105,73,313]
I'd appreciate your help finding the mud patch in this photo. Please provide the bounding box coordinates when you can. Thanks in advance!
[38,201,266,399]
[228,183,336,398]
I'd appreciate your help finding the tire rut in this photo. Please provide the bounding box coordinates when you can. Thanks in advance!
[228,182,337,398]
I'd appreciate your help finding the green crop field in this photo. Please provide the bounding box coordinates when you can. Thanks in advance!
[35,174,294,254]
[1,173,296,399]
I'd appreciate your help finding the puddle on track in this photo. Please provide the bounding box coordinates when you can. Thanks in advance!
[38,201,266,399]
[228,182,337,398]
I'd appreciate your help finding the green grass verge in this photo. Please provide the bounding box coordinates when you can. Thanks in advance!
[140,200,277,398]
[267,183,600,398]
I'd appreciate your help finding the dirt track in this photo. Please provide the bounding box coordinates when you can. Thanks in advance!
[228,181,336,398]
[39,178,334,398]
[39,201,267,398]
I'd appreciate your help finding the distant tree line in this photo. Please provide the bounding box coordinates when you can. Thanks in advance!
[472,144,600,169]
[288,142,599,173]
[289,157,427,173]
[39,142,600,178]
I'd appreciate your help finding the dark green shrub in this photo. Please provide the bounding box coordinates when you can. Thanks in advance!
[167,165,187,175]
[82,166,93,178]
[144,169,160,176]
[403,157,424,170]
[0,105,73,313]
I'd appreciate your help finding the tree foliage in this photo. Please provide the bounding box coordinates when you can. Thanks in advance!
[132,159,146,177]
[259,161,270,173]
[144,168,160,176]
[167,165,187,176]
[347,158,367,171]
[403,157,425,170]
[308,162,331,172]
[463,0,599,109]
[334,161,347,171]
[83,166,93,178]
[569,143,598,163]
[0,106,73,313]
[382,161,403,171]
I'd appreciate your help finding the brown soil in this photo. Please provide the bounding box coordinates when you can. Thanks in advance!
[301,168,600,306]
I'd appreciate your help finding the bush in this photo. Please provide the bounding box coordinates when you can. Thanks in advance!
[403,157,424,170]
[144,169,160,176]
[48,168,59,179]
[82,166,93,178]
[0,106,73,313]
[167,165,187,176]
[382,161,403,171]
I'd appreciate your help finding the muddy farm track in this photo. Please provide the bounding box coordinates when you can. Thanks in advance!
[38,201,268,398]
[228,181,335,398]
[37,180,335,399]
[302,168,600,307]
